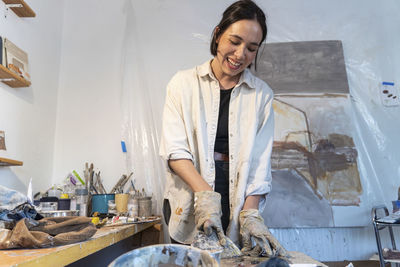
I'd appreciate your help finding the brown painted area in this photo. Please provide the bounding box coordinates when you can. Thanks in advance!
[272,134,362,206]
[328,133,355,147]
[175,207,183,215]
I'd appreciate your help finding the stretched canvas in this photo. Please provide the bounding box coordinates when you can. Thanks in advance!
[253,41,362,227]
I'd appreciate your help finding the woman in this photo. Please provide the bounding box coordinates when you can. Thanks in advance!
[160,0,286,257]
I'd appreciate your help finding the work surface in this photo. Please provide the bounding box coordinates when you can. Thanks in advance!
[0,218,326,267]
[0,220,160,267]
[220,251,327,267]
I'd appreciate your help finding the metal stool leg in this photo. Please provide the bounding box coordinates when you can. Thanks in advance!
[373,221,386,267]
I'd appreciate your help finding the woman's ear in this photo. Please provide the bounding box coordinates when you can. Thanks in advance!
[214,27,220,43]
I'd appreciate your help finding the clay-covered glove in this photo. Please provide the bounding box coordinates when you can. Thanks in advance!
[194,191,226,247]
[239,209,288,257]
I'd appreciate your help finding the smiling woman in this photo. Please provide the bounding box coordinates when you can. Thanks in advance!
[211,19,263,89]
[159,0,286,257]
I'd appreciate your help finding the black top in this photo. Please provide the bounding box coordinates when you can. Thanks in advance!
[214,88,233,155]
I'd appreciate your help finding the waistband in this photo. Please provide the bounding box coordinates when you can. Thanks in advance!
[214,151,229,162]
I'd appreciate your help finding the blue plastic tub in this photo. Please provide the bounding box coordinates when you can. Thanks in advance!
[92,194,115,214]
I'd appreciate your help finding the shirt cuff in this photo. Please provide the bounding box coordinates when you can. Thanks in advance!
[245,181,272,212]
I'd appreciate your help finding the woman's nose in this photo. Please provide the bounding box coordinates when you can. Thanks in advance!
[234,45,246,60]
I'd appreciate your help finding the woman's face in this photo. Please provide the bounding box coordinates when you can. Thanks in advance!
[212,19,263,83]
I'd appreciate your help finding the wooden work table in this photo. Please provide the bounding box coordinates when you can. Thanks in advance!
[0,219,161,267]
[1,218,326,267]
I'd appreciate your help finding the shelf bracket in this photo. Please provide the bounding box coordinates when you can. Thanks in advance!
[4,3,22,18]
[6,4,23,8]
[0,78,15,82]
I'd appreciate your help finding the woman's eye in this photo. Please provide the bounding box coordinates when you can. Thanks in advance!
[248,48,256,52]
[230,40,240,45]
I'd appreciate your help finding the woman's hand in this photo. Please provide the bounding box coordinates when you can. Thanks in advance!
[239,209,287,257]
[194,191,226,246]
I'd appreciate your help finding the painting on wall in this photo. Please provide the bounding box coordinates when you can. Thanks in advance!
[0,131,6,150]
[253,41,362,227]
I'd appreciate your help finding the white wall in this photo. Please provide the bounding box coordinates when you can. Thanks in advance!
[0,1,64,194]
[52,0,126,190]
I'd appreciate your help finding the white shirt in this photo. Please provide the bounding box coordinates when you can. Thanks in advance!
[159,60,274,244]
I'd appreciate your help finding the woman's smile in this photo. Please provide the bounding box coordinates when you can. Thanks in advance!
[227,57,242,70]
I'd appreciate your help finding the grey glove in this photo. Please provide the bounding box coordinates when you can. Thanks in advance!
[194,191,226,246]
[239,209,288,257]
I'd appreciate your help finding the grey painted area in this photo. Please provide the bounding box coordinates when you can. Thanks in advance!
[263,170,334,227]
[252,40,349,94]
[270,226,400,262]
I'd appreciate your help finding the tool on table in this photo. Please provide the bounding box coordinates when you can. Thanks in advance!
[72,170,85,186]
[192,230,242,259]
[84,163,89,190]
[97,172,107,194]
[130,179,136,192]
[89,164,94,193]
[91,184,98,194]
[111,172,133,194]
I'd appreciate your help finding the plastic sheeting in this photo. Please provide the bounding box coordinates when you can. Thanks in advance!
[120,0,400,261]
[120,0,165,215]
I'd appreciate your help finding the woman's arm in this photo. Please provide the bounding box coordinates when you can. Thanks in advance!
[168,159,213,192]
[242,195,261,210]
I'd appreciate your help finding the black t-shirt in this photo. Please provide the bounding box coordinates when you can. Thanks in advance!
[214,88,233,155]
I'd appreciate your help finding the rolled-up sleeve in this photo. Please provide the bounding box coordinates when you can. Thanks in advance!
[159,73,194,172]
[245,92,274,211]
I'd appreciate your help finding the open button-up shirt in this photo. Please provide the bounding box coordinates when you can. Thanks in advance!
[159,60,274,244]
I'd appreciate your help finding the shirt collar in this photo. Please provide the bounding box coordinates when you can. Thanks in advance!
[197,59,256,89]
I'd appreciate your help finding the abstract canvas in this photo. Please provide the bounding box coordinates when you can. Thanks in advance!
[252,41,362,227]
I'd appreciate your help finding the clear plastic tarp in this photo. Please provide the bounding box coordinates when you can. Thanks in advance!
[120,0,400,260]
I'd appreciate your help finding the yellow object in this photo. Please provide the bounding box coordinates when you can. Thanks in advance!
[91,217,100,225]
[60,193,69,199]
[115,193,129,213]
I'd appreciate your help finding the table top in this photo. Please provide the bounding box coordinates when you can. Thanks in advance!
[0,219,160,267]
[220,251,327,267]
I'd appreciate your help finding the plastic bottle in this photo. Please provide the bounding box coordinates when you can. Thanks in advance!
[75,187,88,216]
[128,191,139,217]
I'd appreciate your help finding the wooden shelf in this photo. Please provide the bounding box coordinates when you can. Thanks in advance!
[0,64,31,88]
[0,157,23,166]
[2,0,35,17]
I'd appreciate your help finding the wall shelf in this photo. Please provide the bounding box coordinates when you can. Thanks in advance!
[2,0,35,17]
[0,157,23,166]
[0,64,31,87]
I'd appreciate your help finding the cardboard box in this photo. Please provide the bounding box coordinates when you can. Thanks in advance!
[4,38,30,81]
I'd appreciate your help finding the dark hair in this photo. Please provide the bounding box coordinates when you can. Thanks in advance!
[210,0,267,59]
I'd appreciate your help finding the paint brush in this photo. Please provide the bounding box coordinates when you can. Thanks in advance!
[130,179,136,191]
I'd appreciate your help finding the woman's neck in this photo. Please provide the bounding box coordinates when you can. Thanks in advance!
[211,59,240,90]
